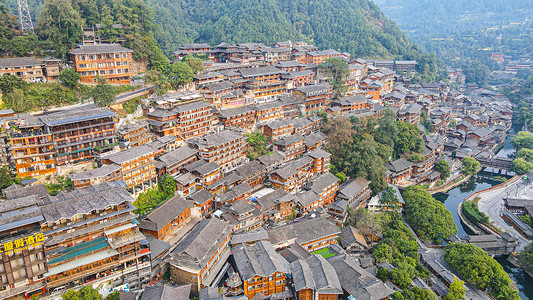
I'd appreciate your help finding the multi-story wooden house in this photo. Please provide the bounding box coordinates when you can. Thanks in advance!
[155,146,198,177]
[245,80,287,103]
[189,130,247,173]
[101,145,157,193]
[0,57,45,82]
[255,100,284,123]
[336,177,371,208]
[330,95,371,113]
[291,255,343,300]
[262,120,294,140]
[293,84,333,116]
[304,49,343,64]
[69,164,123,189]
[267,217,341,251]
[303,172,339,207]
[198,81,236,108]
[40,182,151,294]
[40,105,117,166]
[398,103,423,124]
[138,195,193,240]
[117,122,150,150]
[147,101,213,139]
[270,156,314,193]
[168,218,232,293]
[70,44,134,84]
[217,106,256,130]
[273,134,306,161]
[307,149,331,175]
[233,241,289,298]
[0,194,48,299]
[8,116,56,178]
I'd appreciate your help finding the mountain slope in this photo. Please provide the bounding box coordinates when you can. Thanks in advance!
[147,0,421,59]
[373,0,533,41]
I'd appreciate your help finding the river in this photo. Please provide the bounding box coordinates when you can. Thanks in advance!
[434,124,533,299]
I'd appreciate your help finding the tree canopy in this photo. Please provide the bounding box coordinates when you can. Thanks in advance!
[461,157,480,175]
[434,159,450,180]
[319,57,349,96]
[91,78,116,107]
[511,158,532,174]
[512,131,533,150]
[402,185,457,243]
[396,121,423,155]
[444,243,520,300]
[62,286,103,300]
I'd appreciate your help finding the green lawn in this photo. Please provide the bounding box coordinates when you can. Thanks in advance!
[312,247,336,258]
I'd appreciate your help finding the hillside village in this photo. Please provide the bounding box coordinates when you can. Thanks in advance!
[0,40,525,300]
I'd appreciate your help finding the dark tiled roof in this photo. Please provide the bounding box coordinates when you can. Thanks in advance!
[68,164,122,181]
[239,66,285,78]
[337,177,370,200]
[291,255,342,294]
[233,161,267,179]
[0,57,43,68]
[157,146,198,167]
[103,145,154,165]
[267,217,340,246]
[188,189,214,205]
[70,44,132,54]
[233,240,289,281]
[258,151,285,167]
[4,184,49,200]
[385,158,413,172]
[139,195,192,232]
[140,284,191,300]
[40,105,115,126]
[304,173,339,194]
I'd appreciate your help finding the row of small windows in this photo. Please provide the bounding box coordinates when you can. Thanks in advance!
[77,61,129,69]
[78,53,129,60]
[80,68,130,76]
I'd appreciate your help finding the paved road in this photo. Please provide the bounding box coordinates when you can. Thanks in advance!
[477,170,533,251]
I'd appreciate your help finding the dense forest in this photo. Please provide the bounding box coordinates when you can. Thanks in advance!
[5,0,432,62]
[374,0,533,86]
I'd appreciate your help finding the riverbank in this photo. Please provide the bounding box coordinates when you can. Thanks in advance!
[427,174,470,194]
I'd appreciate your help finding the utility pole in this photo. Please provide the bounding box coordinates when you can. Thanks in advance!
[17,0,34,33]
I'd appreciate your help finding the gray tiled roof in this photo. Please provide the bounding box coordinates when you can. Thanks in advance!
[274,133,305,147]
[304,172,339,194]
[183,160,221,176]
[68,164,122,181]
[140,284,191,300]
[190,129,243,148]
[295,84,331,95]
[217,105,255,119]
[39,182,133,223]
[233,161,267,179]
[272,156,313,180]
[171,218,232,269]
[239,66,285,78]
[267,217,340,246]
[257,151,285,167]
[172,100,211,113]
[40,105,115,126]
[157,146,198,167]
[385,158,413,172]
[233,240,289,281]
[0,57,43,68]
[295,190,320,207]
[307,149,331,159]
[139,195,192,232]
[70,44,132,54]
[4,183,49,200]
[337,177,370,200]
[187,189,214,205]
[291,255,342,294]
[103,145,154,165]
[328,254,395,300]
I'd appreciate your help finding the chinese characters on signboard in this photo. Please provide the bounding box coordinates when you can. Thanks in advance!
[0,233,44,254]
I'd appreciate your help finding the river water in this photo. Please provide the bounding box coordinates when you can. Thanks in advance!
[433,124,533,299]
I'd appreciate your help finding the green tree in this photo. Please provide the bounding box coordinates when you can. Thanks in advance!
[184,55,205,75]
[106,291,120,300]
[91,78,116,107]
[518,243,533,274]
[0,166,12,189]
[62,286,103,300]
[402,185,457,243]
[511,158,532,174]
[0,74,24,93]
[168,61,194,88]
[376,268,390,282]
[444,243,520,300]
[390,262,416,289]
[59,68,81,90]
[245,131,270,160]
[443,277,466,300]
[396,121,423,154]
[511,131,533,150]
[517,148,533,162]
[319,57,349,96]
[10,35,38,56]
[380,186,400,210]
[159,173,176,196]
[407,153,424,163]
[434,159,451,180]
[36,0,83,58]
[461,157,480,175]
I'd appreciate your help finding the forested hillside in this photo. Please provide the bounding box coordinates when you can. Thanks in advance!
[6,0,430,61]
[372,0,533,41]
